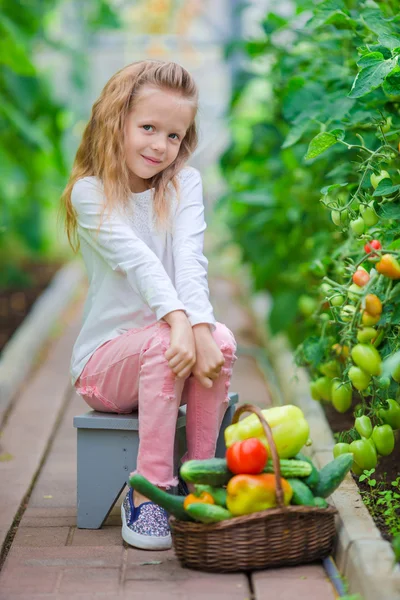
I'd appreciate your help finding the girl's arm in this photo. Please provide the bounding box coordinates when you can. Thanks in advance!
[72,177,187,322]
[172,168,217,333]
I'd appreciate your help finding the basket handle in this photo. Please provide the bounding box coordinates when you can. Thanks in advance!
[231,403,285,509]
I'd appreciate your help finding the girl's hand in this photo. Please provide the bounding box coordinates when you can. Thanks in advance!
[191,325,225,389]
[164,313,196,380]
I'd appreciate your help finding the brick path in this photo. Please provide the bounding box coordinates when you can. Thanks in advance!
[0,270,337,599]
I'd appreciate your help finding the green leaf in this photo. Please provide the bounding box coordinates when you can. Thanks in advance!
[362,8,396,37]
[302,336,329,365]
[372,179,400,196]
[357,52,385,69]
[305,0,346,29]
[348,58,398,98]
[329,128,345,141]
[320,182,348,195]
[378,34,400,50]
[361,44,392,59]
[282,79,325,122]
[383,68,400,96]
[389,303,400,325]
[305,132,338,160]
[376,202,400,219]
[261,12,288,35]
[281,119,309,149]
[388,239,400,250]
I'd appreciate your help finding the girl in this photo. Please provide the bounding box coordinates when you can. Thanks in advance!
[61,59,237,551]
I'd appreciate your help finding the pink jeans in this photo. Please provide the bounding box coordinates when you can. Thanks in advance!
[74,321,237,488]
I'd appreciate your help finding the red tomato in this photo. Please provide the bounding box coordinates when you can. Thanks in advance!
[226,438,268,474]
[364,240,382,256]
[352,269,370,287]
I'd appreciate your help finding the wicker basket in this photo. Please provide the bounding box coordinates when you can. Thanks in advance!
[170,403,337,572]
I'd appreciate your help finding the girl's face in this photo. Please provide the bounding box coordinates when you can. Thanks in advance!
[124,85,195,192]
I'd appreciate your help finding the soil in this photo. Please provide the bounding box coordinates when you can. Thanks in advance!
[323,400,400,544]
[0,261,63,353]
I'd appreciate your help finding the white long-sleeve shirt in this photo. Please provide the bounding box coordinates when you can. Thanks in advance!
[69,165,217,385]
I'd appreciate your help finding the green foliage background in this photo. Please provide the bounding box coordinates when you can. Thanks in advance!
[0,0,120,288]
[218,0,400,347]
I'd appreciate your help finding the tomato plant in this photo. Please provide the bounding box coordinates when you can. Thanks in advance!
[220,1,400,478]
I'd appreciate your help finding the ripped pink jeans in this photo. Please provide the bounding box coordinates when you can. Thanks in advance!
[74,321,237,488]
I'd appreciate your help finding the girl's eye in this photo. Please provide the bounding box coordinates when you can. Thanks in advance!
[169,133,180,140]
[142,125,153,131]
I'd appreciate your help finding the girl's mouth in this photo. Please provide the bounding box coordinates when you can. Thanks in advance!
[142,155,162,165]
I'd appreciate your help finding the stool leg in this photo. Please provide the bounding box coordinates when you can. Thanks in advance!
[215,393,239,458]
[76,429,139,529]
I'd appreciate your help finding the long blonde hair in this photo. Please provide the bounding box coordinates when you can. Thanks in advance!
[60,60,199,252]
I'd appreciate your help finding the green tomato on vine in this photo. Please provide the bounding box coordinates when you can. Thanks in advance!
[350,217,365,236]
[331,209,348,227]
[381,116,392,133]
[298,295,317,317]
[330,294,345,307]
[370,170,390,190]
[359,202,379,227]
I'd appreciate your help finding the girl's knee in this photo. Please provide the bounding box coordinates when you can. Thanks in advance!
[214,323,237,354]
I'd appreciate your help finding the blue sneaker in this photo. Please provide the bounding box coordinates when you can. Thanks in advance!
[121,488,172,550]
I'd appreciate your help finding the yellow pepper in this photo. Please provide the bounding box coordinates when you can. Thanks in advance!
[224,405,310,459]
[226,473,292,516]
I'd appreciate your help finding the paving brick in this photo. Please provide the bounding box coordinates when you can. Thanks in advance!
[71,525,123,546]
[252,568,336,600]
[104,513,122,526]
[123,575,250,598]
[2,545,125,568]
[252,563,329,580]
[0,322,80,550]
[19,515,77,528]
[12,526,70,547]
[27,398,82,510]
[23,507,77,518]
[126,548,213,581]
[58,567,120,594]
[0,565,60,594]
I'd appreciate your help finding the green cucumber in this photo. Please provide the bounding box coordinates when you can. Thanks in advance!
[313,497,329,508]
[180,458,231,486]
[194,484,227,507]
[313,453,353,498]
[129,474,193,521]
[264,458,312,478]
[185,503,233,524]
[295,452,320,490]
[287,478,315,506]
[181,457,312,487]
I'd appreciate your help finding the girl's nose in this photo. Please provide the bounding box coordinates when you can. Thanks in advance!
[151,135,167,153]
